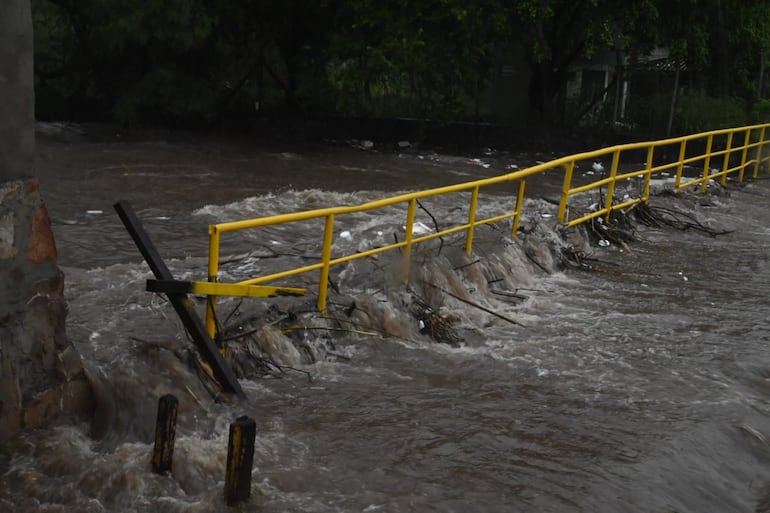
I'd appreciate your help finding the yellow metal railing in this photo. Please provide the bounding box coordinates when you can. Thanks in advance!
[204,123,770,337]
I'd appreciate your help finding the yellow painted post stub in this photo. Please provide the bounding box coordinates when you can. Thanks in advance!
[224,415,257,507]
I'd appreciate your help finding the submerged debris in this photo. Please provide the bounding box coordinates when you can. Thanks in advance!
[632,202,733,236]
[170,182,738,398]
[408,290,462,346]
[218,304,337,380]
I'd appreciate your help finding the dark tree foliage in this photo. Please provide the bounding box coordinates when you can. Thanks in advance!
[32,0,770,133]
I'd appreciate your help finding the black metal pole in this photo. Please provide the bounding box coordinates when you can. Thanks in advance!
[113,201,244,398]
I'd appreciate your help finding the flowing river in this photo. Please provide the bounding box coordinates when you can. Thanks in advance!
[3,124,770,513]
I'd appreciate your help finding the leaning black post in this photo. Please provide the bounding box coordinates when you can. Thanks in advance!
[224,415,257,507]
[151,394,178,474]
[113,200,244,398]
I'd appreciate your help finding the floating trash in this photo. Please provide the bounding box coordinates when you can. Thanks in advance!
[86,210,103,215]
[339,230,353,240]
[402,222,433,236]
[465,158,491,169]
[598,239,610,247]
[410,222,432,235]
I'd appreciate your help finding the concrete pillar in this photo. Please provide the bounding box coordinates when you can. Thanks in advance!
[0,0,35,181]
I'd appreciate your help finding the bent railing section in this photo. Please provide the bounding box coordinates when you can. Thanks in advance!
[204,123,770,338]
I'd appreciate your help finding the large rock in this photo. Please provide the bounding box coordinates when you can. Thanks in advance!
[0,179,93,442]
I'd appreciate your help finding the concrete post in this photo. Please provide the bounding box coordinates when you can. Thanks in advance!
[0,0,35,181]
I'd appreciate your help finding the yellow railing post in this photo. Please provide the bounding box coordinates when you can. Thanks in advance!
[675,140,687,190]
[604,150,620,220]
[721,131,733,187]
[739,128,751,183]
[700,134,714,193]
[643,146,654,203]
[512,181,526,237]
[465,186,480,254]
[557,161,575,223]
[206,227,221,340]
[755,126,767,178]
[402,199,417,284]
[317,214,335,312]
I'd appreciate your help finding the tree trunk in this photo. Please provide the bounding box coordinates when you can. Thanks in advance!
[758,48,766,102]
[0,0,35,181]
[715,0,730,96]
[667,63,681,137]
[611,26,624,126]
[527,61,552,127]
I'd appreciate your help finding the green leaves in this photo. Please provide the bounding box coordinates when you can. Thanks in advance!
[31,0,770,130]
[329,0,511,119]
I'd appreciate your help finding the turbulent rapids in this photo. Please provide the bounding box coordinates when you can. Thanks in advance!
[4,132,770,513]
[184,183,733,402]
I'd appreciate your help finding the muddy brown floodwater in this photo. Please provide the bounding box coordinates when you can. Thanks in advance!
[3,123,770,513]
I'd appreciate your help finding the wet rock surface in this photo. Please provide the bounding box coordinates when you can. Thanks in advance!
[0,179,93,442]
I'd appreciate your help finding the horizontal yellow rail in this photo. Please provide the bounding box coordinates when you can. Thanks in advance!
[203,123,770,338]
[147,279,306,298]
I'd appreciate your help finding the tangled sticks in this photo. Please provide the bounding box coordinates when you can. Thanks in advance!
[574,187,733,251]
[632,202,732,236]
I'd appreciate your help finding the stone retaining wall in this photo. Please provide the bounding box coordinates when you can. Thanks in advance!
[0,179,93,442]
